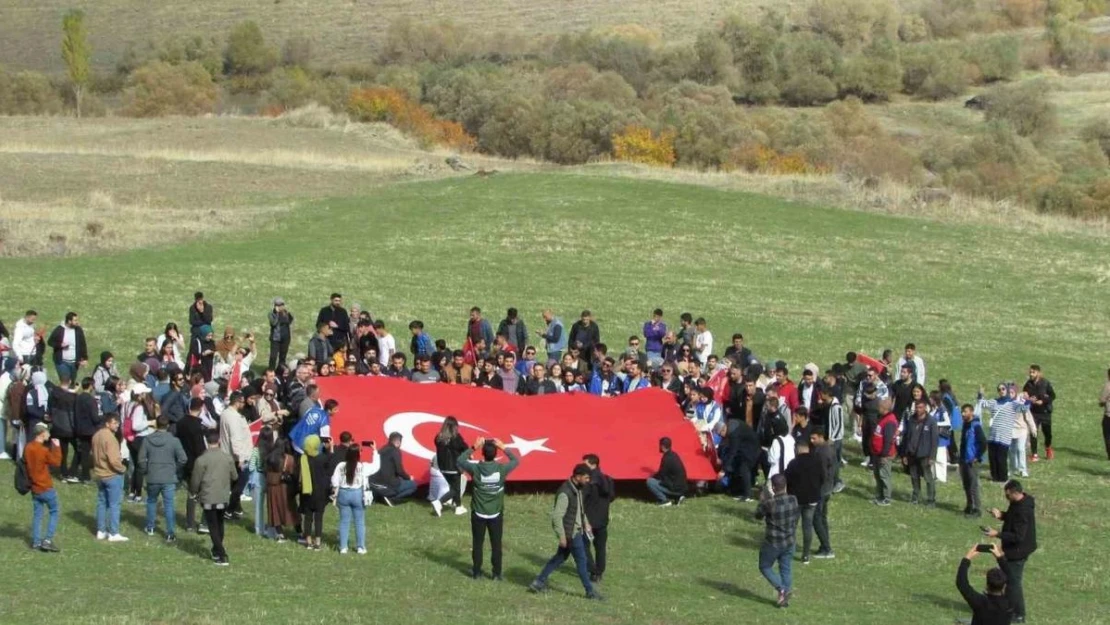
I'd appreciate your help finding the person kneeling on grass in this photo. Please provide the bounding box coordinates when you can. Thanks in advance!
[755,473,800,608]
[646,437,687,506]
[190,429,237,566]
[528,463,603,601]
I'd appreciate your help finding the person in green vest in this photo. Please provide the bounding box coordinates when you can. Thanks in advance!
[528,464,604,601]
[457,437,519,580]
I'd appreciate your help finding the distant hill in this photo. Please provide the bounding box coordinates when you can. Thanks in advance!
[0,0,766,73]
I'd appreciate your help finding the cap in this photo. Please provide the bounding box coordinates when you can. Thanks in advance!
[131,382,152,394]
[273,297,285,306]
[803,363,819,377]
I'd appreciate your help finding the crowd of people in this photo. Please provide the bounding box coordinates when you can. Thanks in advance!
[0,293,1061,618]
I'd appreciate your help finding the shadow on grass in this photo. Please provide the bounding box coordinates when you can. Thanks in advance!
[697,578,775,606]
[912,592,966,612]
[67,509,98,536]
[415,546,473,577]
[727,533,764,550]
[1070,464,1108,478]
[1053,446,1105,461]
[0,522,29,546]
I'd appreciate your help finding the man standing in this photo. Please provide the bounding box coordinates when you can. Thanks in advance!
[190,430,238,565]
[871,399,899,506]
[408,321,434,360]
[178,398,209,533]
[809,429,836,559]
[985,480,1037,624]
[582,454,615,583]
[188,292,214,340]
[693,317,713,365]
[139,415,187,541]
[47,312,87,381]
[13,310,39,365]
[307,323,334,366]
[755,474,800,608]
[642,309,667,369]
[457,437,520,580]
[719,416,759,502]
[374,321,396,367]
[443,350,474,385]
[821,386,846,491]
[784,442,824,564]
[569,311,601,360]
[1101,368,1110,460]
[959,403,987,518]
[497,308,528,356]
[646,437,687,506]
[369,432,417,505]
[91,413,128,542]
[268,297,294,370]
[25,422,62,552]
[466,307,495,351]
[900,400,939,506]
[538,310,567,365]
[316,293,350,350]
[218,392,253,518]
[724,333,754,369]
[896,343,926,386]
[528,464,603,601]
[1023,364,1056,461]
[891,365,917,420]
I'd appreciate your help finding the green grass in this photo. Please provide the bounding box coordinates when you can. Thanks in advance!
[1,173,1109,624]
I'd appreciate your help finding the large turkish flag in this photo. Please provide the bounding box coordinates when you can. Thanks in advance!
[310,376,717,483]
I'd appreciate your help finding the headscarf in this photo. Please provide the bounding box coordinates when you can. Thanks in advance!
[216,326,237,361]
[30,370,48,408]
[198,325,213,338]
[300,434,321,496]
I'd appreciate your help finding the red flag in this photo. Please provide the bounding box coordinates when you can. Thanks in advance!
[462,337,477,366]
[857,353,886,374]
[314,376,716,483]
[706,367,730,405]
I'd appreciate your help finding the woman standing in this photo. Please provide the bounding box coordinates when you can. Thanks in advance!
[928,390,952,483]
[159,341,184,373]
[259,426,297,541]
[188,325,216,381]
[268,298,294,371]
[431,417,470,517]
[298,434,331,550]
[123,383,156,503]
[157,323,185,366]
[331,443,379,554]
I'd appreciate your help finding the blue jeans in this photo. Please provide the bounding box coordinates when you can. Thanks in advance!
[337,488,366,550]
[536,533,594,594]
[646,351,663,368]
[377,479,417,502]
[145,482,176,536]
[55,361,78,382]
[254,481,268,537]
[32,488,60,546]
[96,474,124,535]
[646,477,683,503]
[758,542,795,592]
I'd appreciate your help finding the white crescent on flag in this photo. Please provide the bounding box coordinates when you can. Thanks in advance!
[382,412,488,460]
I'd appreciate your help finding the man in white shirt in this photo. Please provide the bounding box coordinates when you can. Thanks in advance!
[896,343,926,387]
[218,391,253,518]
[374,320,395,368]
[766,420,795,483]
[694,317,713,365]
[47,312,88,382]
[13,310,38,364]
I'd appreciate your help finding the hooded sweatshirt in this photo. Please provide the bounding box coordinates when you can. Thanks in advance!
[25,371,50,427]
[138,429,187,485]
[48,384,77,438]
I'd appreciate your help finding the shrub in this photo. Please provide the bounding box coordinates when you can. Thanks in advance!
[262,67,317,112]
[543,64,637,106]
[917,0,1000,39]
[612,125,677,166]
[531,100,635,164]
[897,15,930,42]
[1080,118,1110,158]
[1045,15,1096,69]
[1001,0,1048,26]
[947,122,1058,200]
[836,38,903,101]
[380,18,483,64]
[224,21,278,75]
[551,32,657,93]
[984,80,1057,141]
[476,94,542,158]
[964,36,1022,83]
[0,69,64,115]
[121,61,217,117]
[776,32,842,105]
[282,35,313,69]
[807,0,899,51]
[719,16,781,103]
[902,43,969,100]
[347,86,475,151]
[690,31,738,86]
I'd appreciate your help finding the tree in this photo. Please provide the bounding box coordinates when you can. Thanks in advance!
[224,21,278,75]
[61,9,91,118]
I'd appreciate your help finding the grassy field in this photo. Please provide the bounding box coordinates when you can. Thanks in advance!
[0,172,1109,624]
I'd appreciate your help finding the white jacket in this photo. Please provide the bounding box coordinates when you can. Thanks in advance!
[767,435,795,479]
[12,320,36,360]
[218,407,253,465]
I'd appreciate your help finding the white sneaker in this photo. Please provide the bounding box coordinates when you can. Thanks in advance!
[340,548,349,554]
[108,534,129,542]
[455,506,468,516]
[431,500,443,517]
[0,452,10,460]
[240,495,253,502]
[96,531,108,540]
[356,548,367,555]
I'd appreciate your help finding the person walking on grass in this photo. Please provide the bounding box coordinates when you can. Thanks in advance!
[1022,364,1055,462]
[582,453,615,583]
[190,429,238,566]
[755,473,800,608]
[784,441,823,564]
[528,463,603,601]
[139,415,187,542]
[25,422,62,553]
[983,480,1037,624]
[959,404,987,519]
[91,413,128,542]
[457,437,520,580]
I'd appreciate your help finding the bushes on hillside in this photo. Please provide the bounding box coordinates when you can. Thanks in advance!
[612,125,677,166]
[121,61,217,117]
[347,87,475,151]
[964,36,1022,82]
[0,68,64,115]
[902,43,970,99]
[983,80,1057,141]
[225,21,278,76]
[806,0,899,50]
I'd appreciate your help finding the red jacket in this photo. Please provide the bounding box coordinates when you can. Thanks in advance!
[779,380,799,413]
[871,412,899,457]
[24,440,62,494]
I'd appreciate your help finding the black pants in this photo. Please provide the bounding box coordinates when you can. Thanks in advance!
[186,496,198,529]
[269,340,289,371]
[1029,416,1052,454]
[1007,557,1028,618]
[302,506,324,539]
[813,494,831,552]
[128,438,145,497]
[438,471,461,505]
[71,436,91,481]
[228,464,249,514]
[987,442,1009,482]
[959,461,981,513]
[728,460,754,499]
[57,436,77,479]
[1102,416,1110,460]
[471,513,503,576]
[585,525,608,577]
[203,507,227,559]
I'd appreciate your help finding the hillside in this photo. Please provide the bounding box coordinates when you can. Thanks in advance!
[0,0,771,73]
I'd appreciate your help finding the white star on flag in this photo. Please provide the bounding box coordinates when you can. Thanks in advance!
[504,434,555,457]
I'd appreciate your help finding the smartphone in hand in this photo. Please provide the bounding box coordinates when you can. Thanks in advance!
[976,544,994,553]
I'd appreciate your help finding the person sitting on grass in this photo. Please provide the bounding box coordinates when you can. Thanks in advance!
[646,437,687,507]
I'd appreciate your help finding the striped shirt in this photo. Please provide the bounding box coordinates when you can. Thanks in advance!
[978,398,1028,444]
[826,399,845,441]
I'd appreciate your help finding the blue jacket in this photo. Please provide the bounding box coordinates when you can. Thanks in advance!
[290,406,330,453]
[411,332,434,359]
[589,371,622,397]
[622,376,650,393]
[642,321,667,354]
[544,318,567,355]
[960,418,986,465]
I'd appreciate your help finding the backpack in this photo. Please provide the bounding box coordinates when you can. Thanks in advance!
[14,457,32,495]
[122,402,139,442]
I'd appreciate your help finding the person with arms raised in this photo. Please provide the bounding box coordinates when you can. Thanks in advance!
[457,437,520,579]
[955,543,1013,625]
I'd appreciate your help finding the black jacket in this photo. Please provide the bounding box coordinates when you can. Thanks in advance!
[1022,378,1055,416]
[188,302,214,337]
[435,434,469,473]
[160,389,188,425]
[74,392,100,438]
[1000,495,1037,561]
[316,305,350,346]
[568,320,601,354]
[520,379,558,396]
[720,418,760,473]
[653,450,687,494]
[584,468,615,527]
[784,452,824,505]
[48,386,77,438]
[47,325,88,365]
[497,318,529,354]
[176,415,208,479]
[371,444,410,487]
[956,557,1013,625]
